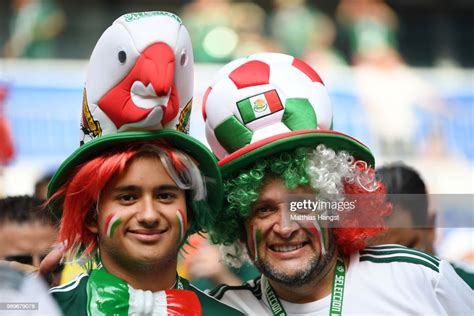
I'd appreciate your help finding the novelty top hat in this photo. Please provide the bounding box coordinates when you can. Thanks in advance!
[202,53,374,176]
[48,12,222,217]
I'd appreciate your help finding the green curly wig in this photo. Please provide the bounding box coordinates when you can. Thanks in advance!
[208,145,391,259]
[209,147,311,245]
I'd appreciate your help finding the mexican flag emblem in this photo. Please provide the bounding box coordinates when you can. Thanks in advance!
[237,90,283,124]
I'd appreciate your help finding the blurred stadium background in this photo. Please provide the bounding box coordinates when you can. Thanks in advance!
[0,0,472,260]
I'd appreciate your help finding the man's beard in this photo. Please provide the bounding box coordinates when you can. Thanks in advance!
[253,236,337,287]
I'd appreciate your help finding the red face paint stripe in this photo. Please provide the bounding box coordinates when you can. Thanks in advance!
[176,209,186,243]
[104,213,115,235]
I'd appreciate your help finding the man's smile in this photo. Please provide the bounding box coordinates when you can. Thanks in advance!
[127,228,168,243]
[267,240,312,259]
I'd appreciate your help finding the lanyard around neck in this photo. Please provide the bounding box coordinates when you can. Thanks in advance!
[263,256,346,316]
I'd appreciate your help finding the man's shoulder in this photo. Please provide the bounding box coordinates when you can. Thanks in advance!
[182,278,246,315]
[49,273,89,316]
[209,276,262,300]
[208,277,267,316]
[358,244,441,273]
[449,260,474,289]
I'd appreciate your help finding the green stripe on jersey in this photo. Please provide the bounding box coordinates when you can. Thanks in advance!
[361,248,440,267]
[360,254,439,272]
[365,245,440,261]
[210,277,261,300]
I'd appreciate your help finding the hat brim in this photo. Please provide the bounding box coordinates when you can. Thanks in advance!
[219,129,374,177]
[48,130,222,213]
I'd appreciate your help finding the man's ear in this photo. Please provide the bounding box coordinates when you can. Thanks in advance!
[85,208,98,234]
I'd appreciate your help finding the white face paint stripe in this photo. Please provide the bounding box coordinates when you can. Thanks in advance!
[313,221,326,256]
[105,214,122,238]
[309,220,326,256]
[176,209,186,243]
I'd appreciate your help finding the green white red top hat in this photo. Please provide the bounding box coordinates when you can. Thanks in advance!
[48,11,222,215]
[202,52,374,176]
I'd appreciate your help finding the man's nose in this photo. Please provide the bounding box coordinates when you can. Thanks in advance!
[136,197,161,226]
[272,207,299,239]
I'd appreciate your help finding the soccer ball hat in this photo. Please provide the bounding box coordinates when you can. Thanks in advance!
[48,12,222,222]
[203,53,374,176]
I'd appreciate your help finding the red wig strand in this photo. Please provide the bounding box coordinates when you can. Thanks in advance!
[333,163,392,254]
[50,151,134,255]
[48,141,189,256]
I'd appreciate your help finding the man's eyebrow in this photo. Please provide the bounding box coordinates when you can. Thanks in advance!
[113,185,140,193]
[155,184,182,192]
[112,184,182,192]
[252,199,274,205]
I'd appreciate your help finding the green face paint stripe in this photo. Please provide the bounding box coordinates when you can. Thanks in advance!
[251,225,262,261]
[108,217,122,239]
[176,209,186,243]
[106,214,122,238]
[255,229,262,261]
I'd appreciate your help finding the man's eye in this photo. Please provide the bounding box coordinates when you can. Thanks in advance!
[254,205,272,215]
[119,194,136,202]
[157,192,176,201]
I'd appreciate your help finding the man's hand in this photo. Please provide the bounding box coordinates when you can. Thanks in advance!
[39,246,64,276]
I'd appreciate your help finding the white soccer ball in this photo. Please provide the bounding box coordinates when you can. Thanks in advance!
[203,53,333,160]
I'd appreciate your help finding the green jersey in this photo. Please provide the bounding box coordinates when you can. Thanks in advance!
[49,267,244,316]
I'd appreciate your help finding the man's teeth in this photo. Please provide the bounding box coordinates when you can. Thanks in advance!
[272,244,304,252]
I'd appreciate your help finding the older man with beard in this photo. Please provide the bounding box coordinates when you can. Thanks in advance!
[202,52,473,315]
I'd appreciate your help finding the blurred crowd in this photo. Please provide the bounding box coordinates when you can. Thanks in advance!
[1,0,470,67]
[1,0,462,159]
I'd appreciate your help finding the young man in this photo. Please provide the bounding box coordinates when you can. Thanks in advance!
[46,11,243,316]
[202,53,473,315]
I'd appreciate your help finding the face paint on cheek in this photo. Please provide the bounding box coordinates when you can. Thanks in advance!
[104,213,123,239]
[307,220,326,258]
[176,209,186,244]
[249,224,263,261]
